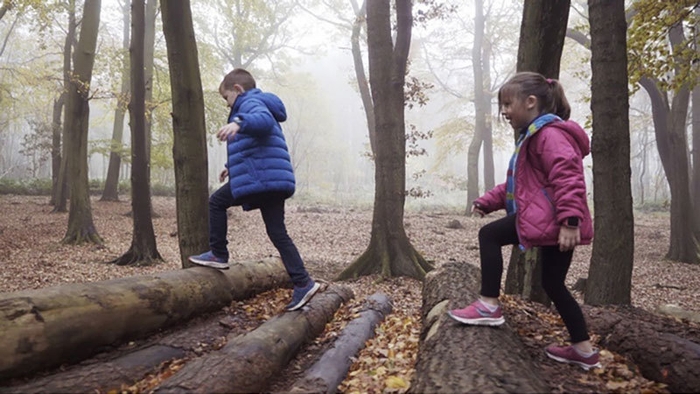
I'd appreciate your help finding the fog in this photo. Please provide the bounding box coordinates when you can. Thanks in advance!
[0,0,670,211]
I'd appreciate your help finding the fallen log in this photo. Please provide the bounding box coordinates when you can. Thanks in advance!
[289,292,393,393]
[584,305,700,393]
[409,261,548,393]
[0,258,290,381]
[0,345,185,394]
[153,283,354,394]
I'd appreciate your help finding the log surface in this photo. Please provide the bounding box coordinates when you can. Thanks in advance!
[410,261,548,394]
[0,258,290,381]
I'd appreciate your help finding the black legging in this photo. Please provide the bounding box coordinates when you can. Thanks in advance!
[478,214,590,343]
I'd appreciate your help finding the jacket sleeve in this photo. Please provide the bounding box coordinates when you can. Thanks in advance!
[233,98,276,137]
[535,129,587,224]
[474,182,507,214]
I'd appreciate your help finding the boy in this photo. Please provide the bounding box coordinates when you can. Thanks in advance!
[189,68,320,311]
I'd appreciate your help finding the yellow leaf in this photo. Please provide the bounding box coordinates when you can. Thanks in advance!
[385,376,408,389]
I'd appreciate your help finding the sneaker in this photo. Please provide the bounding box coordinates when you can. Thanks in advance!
[545,345,602,371]
[286,280,321,311]
[447,300,505,326]
[188,251,229,270]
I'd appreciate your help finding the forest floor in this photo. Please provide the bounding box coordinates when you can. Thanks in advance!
[1,194,699,393]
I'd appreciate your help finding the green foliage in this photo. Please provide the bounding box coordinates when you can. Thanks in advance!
[0,177,52,195]
[627,0,700,91]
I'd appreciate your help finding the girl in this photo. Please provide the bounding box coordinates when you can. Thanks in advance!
[448,72,600,370]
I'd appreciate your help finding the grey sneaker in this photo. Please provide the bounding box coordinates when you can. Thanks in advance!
[188,251,229,270]
[286,280,321,311]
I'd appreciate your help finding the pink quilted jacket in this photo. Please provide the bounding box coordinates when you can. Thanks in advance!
[474,120,593,249]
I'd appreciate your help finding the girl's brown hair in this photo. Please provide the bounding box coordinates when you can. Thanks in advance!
[498,71,571,120]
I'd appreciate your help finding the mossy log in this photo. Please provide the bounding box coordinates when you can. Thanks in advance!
[290,292,393,393]
[153,284,354,394]
[0,258,289,381]
[409,261,548,393]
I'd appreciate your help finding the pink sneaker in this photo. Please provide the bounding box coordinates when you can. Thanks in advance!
[545,345,602,371]
[447,300,505,326]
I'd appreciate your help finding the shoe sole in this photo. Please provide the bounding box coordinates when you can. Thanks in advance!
[286,282,321,311]
[447,311,505,326]
[545,351,602,371]
[189,259,229,270]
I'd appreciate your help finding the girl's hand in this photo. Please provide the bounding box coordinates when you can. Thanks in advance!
[471,203,486,217]
[558,226,580,252]
[217,122,240,141]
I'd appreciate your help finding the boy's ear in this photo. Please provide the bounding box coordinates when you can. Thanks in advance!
[234,84,244,94]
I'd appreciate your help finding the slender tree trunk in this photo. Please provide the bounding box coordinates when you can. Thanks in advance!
[693,9,700,236]
[101,0,130,202]
[505,0,570,304]
[50,94,64,206]
[467,0,485,212]
[161,1,210,267]
[482,39,495,191]
[51,0,76,211]
[349,0,376,156]
[337,0,431,281]
[110,0,161,266]
[61,0,102,245]
[585,0,634,305]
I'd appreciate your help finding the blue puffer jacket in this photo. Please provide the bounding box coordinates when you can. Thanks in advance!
[225,88,295,207]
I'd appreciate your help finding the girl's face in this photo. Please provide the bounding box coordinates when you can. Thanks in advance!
[500,92,539,131]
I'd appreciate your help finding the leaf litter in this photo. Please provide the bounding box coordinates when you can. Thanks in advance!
[1,195,698,393]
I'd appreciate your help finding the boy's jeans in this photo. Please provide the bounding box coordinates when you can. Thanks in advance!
[209,184,310,287]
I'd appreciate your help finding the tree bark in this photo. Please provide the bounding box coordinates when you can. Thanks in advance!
[585,0,635,305]
[410,261,548,393]
[1,345,186,394]
[101,0,130,202]
[161,1,210,267]
[337,0,432,281]
[153,284,354,394]
[506,0,570,305]
[110,0,162,266]
[289,292,392,394]
[467,0,485,211]
[0,258,290,381]
[584,305,700,393]
[61,0,102,244]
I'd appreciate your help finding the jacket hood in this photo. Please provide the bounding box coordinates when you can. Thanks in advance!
[550,120,590,157]
[238,88,287,123]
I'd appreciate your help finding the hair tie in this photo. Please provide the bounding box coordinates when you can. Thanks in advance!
[546,78,554,85]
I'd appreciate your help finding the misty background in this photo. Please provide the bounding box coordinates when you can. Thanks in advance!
[0,0,666,211]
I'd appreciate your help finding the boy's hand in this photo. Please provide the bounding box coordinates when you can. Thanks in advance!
[217,122,240,141]
[219,168,229,183]
[558,226,580,252]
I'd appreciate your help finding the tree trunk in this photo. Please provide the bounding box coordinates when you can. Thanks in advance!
[110,0,162,266]
[506,0,570,304]
[350,0,376,156]
[153,284,354,394]
[101,0,130,202]
[693,9,700,236]
[1,345,186,394]
[161,1,210,267]
[467,0,485,211]
[584,305,700,393]
[51,0,75,211]
[482,38,495,192]
[289,292,392,394]
[337,0,432,281]
[409,261,548,393]
[0,258,290,381]
[61,0,102,245]
[585,0,634,305]
[49,94,64,206]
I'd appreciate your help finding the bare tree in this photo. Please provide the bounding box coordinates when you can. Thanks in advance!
[585,0,634,305]
[337,0,432,280]
[161,0,210,267]
[61,0,102,245]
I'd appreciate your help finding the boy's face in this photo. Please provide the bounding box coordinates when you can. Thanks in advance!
[221,85,242,108]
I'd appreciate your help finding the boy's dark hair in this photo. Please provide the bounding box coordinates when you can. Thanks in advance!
[220,68,256,92]
[498,71,571,120]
